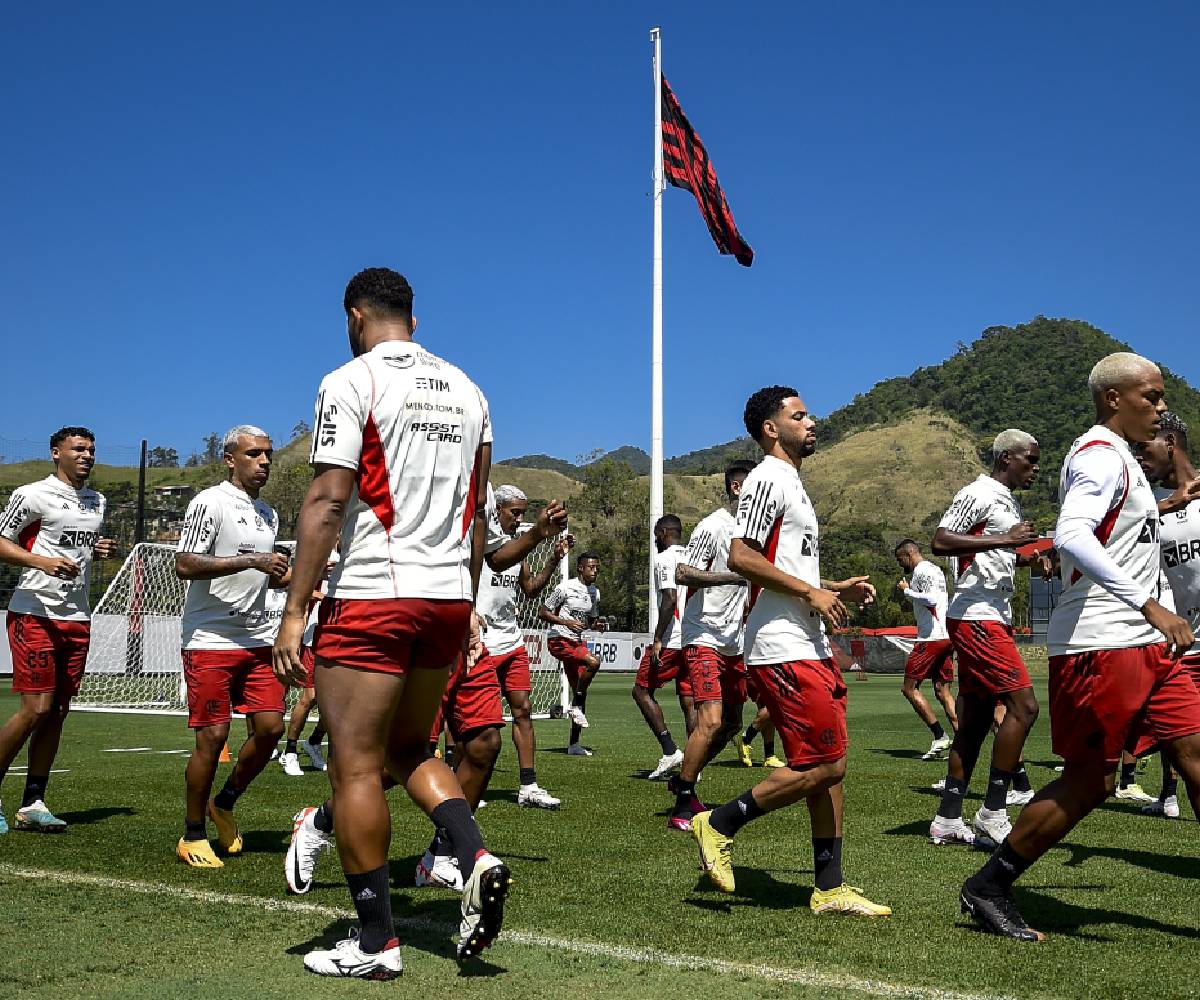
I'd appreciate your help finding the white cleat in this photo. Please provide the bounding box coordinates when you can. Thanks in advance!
[301,740,327,771]
[458,852,513,962]
[1006,788,1034,807]
[921,736,952,760]
[285,807,332,895]
[304,928,402,980]
[567,743,593,757]
[929,815,976,846]
[517,784,561,809]
[1142,795,1180,819]
[648,749,684,780]
[972,806,1012,844]
[279,751,304,777]
[565,705,589,728]
[931,778,946,792]
[1115,783,1155,805]
[414,849,463,891]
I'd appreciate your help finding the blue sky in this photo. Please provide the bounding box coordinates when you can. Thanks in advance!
[4,3,1198,465]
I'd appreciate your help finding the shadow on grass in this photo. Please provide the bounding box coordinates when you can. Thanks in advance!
[1016,886,1200,941]
[1057,841,1200,880]
[866,747,929,761]
[239,829,290,854]
[683,867,813,911]
[57,806,135,826]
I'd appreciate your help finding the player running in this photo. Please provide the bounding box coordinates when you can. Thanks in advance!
[273,268,509,977]
[961,353,1200,941]
[690,386,890,917]
[539,553,605,755]
[667,463,754,829]
[0,427,112,835]
[174,425,288,868]
[893,539,957,759]
[632,514,694,781]
[928,430,1044,848]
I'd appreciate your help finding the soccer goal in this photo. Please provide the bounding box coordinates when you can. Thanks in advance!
[75,541,570,720]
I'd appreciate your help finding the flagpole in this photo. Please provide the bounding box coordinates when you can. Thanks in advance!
[648,25,664,638]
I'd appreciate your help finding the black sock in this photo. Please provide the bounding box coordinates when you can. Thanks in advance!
[984,767,1012,811]
[346,865,395,953]
[21,773,48,808]
[762,737,775,758]
[313,801,334,834]
[973,840,1033,894]
[572,691,588,711]
[444,746,456,768]
[430,799,486,876]
[184,818,207,841]
[1162,774,1179,799]
[812,837,844,891]
[519,767,537,787]
[937,775,967,820]
[708,789,764,837]
[285,739,298,756]
[928,720,946,740]
[212,777,243,812]
[569,723,583,746]
[657,730,677,755]
[672,779,697,813]
[1119,760,1137,789]
[309,726,325,746]
[742,724,757,744]
[1012,763,1032,793]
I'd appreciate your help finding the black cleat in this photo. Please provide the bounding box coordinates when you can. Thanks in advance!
[960,877,1043,942]
[457,854,513,961]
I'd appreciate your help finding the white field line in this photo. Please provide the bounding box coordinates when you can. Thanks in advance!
[0,863,1021,1000]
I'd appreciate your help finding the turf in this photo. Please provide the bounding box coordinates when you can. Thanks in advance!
[1,666,1197,1000]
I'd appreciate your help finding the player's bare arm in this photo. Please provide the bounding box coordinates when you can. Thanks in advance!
[468,443,492,599]
[488,498,566,575]
[824,576,876,606]
[175,550,288,582]
[674,561,743,589]
[931,522,1039,557]
[539,603,585,635]
[650,587,675,664]
[0,536,80,579]
[728,536,848,628]
[1157,478,1200,515]
[518,535,570,598]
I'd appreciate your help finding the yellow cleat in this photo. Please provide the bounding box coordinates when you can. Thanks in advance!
[733,734,754,768]
[207,800,243,855]
[762,755,786,770]
[810,884,891,917]
[691,811,735,893]
[176,836,224,868]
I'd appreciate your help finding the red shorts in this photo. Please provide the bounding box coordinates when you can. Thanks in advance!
[904,639,955,685]
[635,645,693,698]
[296,647,315,689]
[749,658,848,766]
[7,612,90,698]
[684,646,747,706]
[313,597,471,675]
[548,636,593,687]
[183,647,286,729]
[745,668,765,706]
[491,646,532,696]
[431,653,505,741]
[1050,643,1200,764]
[947,618,1031,697]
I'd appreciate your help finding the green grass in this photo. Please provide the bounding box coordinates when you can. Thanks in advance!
[1,669,1197,1000]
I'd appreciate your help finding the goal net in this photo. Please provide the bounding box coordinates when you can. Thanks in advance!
[75,541,569,720]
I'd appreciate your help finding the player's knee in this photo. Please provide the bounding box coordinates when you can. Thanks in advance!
[467,727,502,764]
[901,679,919,699]
[1007,692,1039,729]
[257,717,285,743]
[195,724,230,756]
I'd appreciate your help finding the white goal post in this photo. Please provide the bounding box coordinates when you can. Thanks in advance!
[75,541,570,720]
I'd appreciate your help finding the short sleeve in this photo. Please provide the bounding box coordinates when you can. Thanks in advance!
[1058,445,1128,529]
[683,524,718,570]
[654,552,676,594]
[478,388,493,446]
[177,494,222,555]
[0,487,39,544]
[482,487,507,555]
[735,471,782,546]
[938,486,986,533]
[545,583,567,613]
[310,367,366,471]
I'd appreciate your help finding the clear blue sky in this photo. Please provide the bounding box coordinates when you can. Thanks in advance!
[4,3,1198,465]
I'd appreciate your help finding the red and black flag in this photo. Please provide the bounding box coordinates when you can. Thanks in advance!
[661,76,754,267]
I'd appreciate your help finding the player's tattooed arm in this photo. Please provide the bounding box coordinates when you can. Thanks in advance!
[674,562,744,589]
[519,534,570,598]
[175,551,288,581]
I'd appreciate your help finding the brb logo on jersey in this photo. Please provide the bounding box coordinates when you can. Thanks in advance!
[1163,537,1200,568]
[409,422,463,443]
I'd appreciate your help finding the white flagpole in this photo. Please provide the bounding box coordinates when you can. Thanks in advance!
[648,25,665,638]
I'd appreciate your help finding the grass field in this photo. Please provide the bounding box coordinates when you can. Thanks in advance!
[1,667,1197,1000]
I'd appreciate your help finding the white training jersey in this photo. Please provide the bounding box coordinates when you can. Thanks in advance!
[310,340,491,602]
[477,492,531,657]
[939,474,1023,624]
[0,475,106,621]
[680,507,745,654]
[1049,427,1163,655]
[178,481,280,650]
[1155,486,1200,655]
[544,577,600,641]
[906,559,949,641]
[736,455,831,666]
[652,543,687,650]
[303,551,341,647]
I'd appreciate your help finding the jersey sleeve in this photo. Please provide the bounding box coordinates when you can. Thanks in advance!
[478,387,493,446]
[938,486,987,533]
[682,523,718,570]
[177,493,222,555]
[310,366,367,471]
[735,472,783,546]
[0,487,40,545]
[654,551,677,594]
[480,486,507,555]
[544,582,567,613]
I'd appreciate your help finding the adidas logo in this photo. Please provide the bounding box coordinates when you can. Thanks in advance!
[355,887,377,901]
[737,801,748,815]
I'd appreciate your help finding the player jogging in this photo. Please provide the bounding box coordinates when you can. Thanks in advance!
[540,553,604,755]
[690,386,890,918]
[927,430,1044,848]
[961,353,1200,941]
[893,539,957,759]
[0,426,112,835]
[273,268,509,977]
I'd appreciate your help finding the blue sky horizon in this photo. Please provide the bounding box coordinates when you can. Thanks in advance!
[4,4,1198,465]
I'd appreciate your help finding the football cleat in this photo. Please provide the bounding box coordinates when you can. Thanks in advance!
[14,800,67,833]
[517,784,561,809]
[565,705,589,729]
[1006,788,1035,807]
[286,807,332,894]
[1115,783,1155,805]
[304,928,403,979]
[279,751,304,777]
[176,836,224,868]
[921,736,952,760]
[972,806,1012,844]
[300,740,327,771]
[667,810,694,832]
[648,748,684,780]
[810,884,892,917]
[762,755,786,770]
[929,815,976,846]
[415,850,463,891]
[960,877,1044,941]
[206,800,243,854]
[458,853,513,961]
[567,743,593,756]
[1142,795,1180,819]
[733,734,754,767]
[691,811,735,893]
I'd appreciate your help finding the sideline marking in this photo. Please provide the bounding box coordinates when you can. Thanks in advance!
[102,747,153,753]
[0,863,1016,1000]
